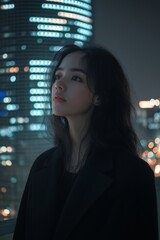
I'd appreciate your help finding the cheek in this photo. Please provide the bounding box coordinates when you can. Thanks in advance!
[51,85,53,96]
[70,88,94,108]
[51,86,57,108]
[51,84,57,101]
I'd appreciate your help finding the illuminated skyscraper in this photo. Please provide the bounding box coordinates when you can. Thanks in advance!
[0,0,93,220]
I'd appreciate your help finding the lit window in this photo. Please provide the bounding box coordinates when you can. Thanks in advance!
[30,110,44,116]
[0,4,15,10]
[30,31,63,38]
[30,96,50,102]
[49,46,63,52]
[37,81,48,87]
[42,3,91,17]
[9,118,16,124]
[74,21,92,30]
[30,88,50,94]
[37,24,70,31]
[45,0,91,10]
[6,104,19,111]
[21,45,27,50]
[10,76,16,82]
[29,74,48,80]
[10,177,17,183]
[77,28,92,36]
[58,12,92,23]
[29,67,48,73]
[74,41,84,46]
[29,60,51,66]
[6,61,15,67]
[2,53,8,59]
[29,124,46,131]
[34,103,50,109]
[29,16,67,24]
[3,97,11,103]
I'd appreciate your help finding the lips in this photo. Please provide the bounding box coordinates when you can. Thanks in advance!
[53,95,66,103]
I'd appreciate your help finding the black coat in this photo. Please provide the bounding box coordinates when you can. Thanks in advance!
[13,145,159,240]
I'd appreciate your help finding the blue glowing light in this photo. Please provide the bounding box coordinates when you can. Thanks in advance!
[0,91,6,100]
[1,109,7,116]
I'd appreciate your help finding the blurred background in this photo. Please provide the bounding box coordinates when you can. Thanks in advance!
[0,0,160,238]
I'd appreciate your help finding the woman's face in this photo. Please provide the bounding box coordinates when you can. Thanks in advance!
[51,51,95,118]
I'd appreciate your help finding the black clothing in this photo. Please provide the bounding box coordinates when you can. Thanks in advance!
[13,145,159,240]
[56,171,78,227]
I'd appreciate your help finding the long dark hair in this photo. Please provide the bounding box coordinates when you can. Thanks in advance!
[48,44,139,172]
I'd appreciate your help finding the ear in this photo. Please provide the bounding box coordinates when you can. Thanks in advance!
[94,96,101,106]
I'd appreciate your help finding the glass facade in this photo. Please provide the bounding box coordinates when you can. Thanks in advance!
[0,0,93,220]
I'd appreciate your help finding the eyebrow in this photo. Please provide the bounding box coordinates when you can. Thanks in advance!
[56,67,86,74]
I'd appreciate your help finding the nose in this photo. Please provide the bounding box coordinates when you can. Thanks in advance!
[54,80,65,91]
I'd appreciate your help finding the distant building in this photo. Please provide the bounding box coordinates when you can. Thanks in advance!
[0,0,93,220]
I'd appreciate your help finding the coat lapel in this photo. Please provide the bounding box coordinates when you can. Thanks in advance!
[31,146,64,235]
[54,145,114,240]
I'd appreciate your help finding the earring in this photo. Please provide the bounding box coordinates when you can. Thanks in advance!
[94,96,101,106]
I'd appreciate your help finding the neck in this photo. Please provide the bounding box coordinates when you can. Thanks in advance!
[65,111,93,172]
[67,115,90,150]
[65,117,91,173]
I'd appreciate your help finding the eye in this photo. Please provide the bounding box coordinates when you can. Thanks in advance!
[54,73,61,81]
[71,75,83,82]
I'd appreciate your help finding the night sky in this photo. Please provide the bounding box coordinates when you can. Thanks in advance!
[93,0,160,106]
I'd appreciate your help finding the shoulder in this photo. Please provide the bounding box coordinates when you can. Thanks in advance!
[134,156,155,187]
[114,148,155,185]
[29,146,60,174]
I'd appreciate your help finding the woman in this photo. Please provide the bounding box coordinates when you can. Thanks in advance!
[13,44,159,240]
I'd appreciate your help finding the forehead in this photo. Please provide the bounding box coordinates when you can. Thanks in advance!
[58,51,86,70]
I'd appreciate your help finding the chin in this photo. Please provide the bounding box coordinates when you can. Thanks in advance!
[52,112,63,116]
[52,109,67,116]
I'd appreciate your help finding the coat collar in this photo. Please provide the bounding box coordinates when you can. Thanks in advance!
[32,144,114,240]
